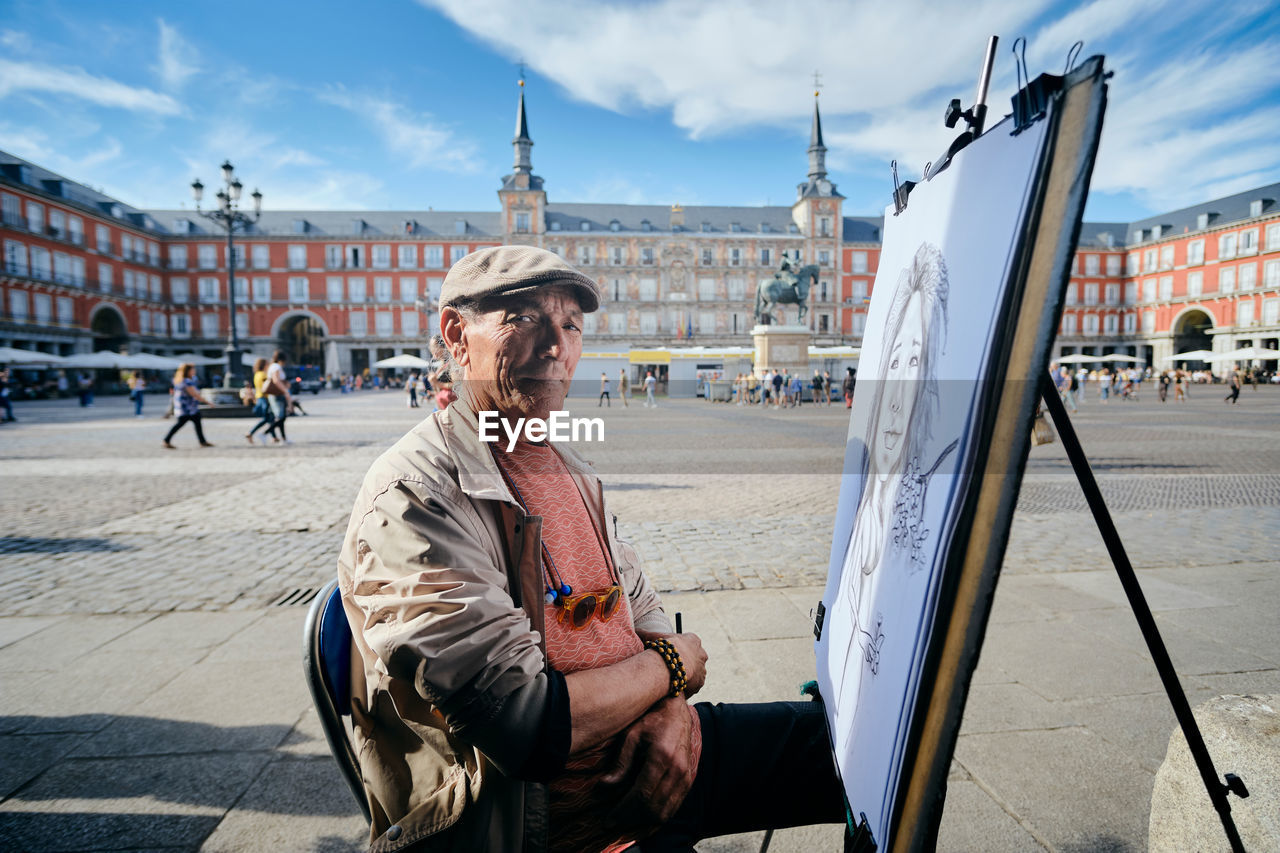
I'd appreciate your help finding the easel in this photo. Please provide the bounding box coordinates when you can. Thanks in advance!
[841,37,1252,853]
[1040,376,1249,852]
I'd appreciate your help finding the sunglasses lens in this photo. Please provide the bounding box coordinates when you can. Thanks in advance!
[600,588,621,620]
[571,595,597,628]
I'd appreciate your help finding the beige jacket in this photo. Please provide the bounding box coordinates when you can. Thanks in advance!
[337,398,671,852]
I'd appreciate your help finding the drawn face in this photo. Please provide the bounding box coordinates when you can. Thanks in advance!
[875,291,926,474]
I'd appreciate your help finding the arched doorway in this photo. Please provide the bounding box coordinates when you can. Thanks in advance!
[277,314,326,368]
[90,305,128,352]
[1172,309,1213,356]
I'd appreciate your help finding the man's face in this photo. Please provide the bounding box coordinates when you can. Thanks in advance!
[875,291,925,474]
[444,285,584,421]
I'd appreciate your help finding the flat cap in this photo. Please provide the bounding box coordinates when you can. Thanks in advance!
[440,246,600,313]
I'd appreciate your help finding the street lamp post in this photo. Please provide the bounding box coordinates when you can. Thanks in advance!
[191,162,262,389]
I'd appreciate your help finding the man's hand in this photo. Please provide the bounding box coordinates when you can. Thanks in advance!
[638,630,708,697]
[600,696,698,840]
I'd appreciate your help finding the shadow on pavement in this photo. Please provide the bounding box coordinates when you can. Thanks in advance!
[0,537,133,554]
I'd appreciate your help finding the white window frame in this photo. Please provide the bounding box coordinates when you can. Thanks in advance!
[251,244,270,270]
[288,276,309,302]
[1187,240,1204,265]
[348,277,367,303]
[349,311,368,336]
[326,277,344,303]
[253,277,271,303]
[423,246,443,268]
[288,244,308,270]
[398,244,417,269]
[850,251,868,274]
[1187,271,1203,298]
[198,245,217,269]
[399,277,418,303]
[401,310,419,337]
[450,246,467,265]
[1220,267,1236,293]
[374,276,393,303]
[371,244,391,269]
[171,277,189,303]
[1240,263,1257,290]
[375,311,394,337]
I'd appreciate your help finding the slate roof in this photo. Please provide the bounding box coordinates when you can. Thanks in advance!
[1124,181,1280,244]
[543,203,801,236]
[141,209,503,239]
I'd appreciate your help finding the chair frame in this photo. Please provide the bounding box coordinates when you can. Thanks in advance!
[303,577,373,824]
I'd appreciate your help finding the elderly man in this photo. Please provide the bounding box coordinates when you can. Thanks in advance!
[338,246,842,852]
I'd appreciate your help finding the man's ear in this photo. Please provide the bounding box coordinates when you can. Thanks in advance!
[439,308,469,368]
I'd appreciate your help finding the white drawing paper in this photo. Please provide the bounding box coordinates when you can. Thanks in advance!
[816,114,1050,846]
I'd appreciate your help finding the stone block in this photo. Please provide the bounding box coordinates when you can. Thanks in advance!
[1149,694,1279,852]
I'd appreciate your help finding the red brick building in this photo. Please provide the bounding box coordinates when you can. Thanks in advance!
[2,89,1277,376]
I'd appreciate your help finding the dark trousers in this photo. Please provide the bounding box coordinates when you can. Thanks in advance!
[638,701,845,851]
[164,413,207,444]
[248,410,277,438]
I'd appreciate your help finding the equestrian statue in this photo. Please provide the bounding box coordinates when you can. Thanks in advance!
[755,252,818,325]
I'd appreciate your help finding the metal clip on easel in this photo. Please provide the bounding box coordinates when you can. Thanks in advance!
[922,35,999,181]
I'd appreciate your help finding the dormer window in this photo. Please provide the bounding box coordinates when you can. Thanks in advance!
[1250,200,1263,218]
[788,223,799,234]
[730,222,742,233]
[759,223,770,233]
[550,220,561,231]
[454,219,467,235]
[351,218,365,234]
[1196,213,1209,230]
[580,221,590,232]
[609,219,621,232]
[641,219,651,232]
[701,221,711,232]
[293,219,309,234]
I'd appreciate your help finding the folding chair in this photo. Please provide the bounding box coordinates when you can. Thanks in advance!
[303,578,372,825]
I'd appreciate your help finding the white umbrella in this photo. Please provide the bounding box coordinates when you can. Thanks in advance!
[1055,354,1102,364]
[173,352,228,367]
[373,354,432,369]
[126,353,184,370]
[60,351,130,369]
[0,346,68,366]
[1101,353,1144,362]
[1207,346,1280,362]
[1160,350,1215,363]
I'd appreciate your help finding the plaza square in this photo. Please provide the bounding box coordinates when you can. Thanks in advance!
[0,387,1277,850]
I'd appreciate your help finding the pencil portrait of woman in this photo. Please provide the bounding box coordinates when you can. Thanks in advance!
[831,242,955,728]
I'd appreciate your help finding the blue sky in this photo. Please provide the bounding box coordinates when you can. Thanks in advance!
[1,0,1277,224]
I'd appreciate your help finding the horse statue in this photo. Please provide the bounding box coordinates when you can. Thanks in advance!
[755,257,819,325]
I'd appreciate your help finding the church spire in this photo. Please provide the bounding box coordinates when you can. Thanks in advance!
[807,90,827,182]
[513,79,533,175]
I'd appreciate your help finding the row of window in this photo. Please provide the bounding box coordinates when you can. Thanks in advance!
[168,275,443,306]
[5,290,75,325]
[1077,253,1124,276]
[1139,259,1280,301]
[519,214,831,237]
[2,193,162,263]
[547,244,832,269]
[165,243,469,272]
[1061,313,1137,335]
[596,275,838,303]
[1129,223,1280,273]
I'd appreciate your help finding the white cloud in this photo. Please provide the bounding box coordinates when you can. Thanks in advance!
[1,29,33,52]
[0,58,182,114]
[320,88,479,172]
[425,0,1279,210]
[0,123,124,178]
[153,19,199,90]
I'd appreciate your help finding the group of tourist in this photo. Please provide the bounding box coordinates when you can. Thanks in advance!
[725,367,857,409]
[1052,363,1268,410]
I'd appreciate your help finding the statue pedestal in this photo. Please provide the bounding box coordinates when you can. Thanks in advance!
[752,324,811,377]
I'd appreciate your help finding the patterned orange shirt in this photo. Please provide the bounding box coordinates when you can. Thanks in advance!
[497,441,701,852]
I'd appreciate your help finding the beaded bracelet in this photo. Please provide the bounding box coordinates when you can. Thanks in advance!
[644,637,688,698]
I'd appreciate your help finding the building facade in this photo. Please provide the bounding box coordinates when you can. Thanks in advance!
[2,89,1278,376]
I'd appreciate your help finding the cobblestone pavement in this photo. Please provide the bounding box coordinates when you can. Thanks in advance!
[2,386,1276,614]
[0,386,1277,851]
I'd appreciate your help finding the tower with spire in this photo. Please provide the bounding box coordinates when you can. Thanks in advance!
[499,75,547,240]
[792,85,843,320]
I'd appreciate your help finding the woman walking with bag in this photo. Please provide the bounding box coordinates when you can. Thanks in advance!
[162,364,212,449]
[245,357,279,444]
[265,351,294,445]
[128,371,147,418]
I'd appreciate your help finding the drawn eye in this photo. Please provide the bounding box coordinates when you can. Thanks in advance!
[909,355,919,367]
[890,357,899,369]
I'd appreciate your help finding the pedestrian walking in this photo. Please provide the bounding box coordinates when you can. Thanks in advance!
[0,368,14,423]
[245,357,279,444]
[1066,367,1080,412]
[811,371,824,407]
[1158,371,1170,403]
[643,370,657,407]
[266,351,295,445]
[1075,367,1088,405]
[76,371,94,407]
[1174,369,1186,402]
[128,371,147,417]
[407,372,420,408]
[1224,368,1241,404]
[842,366,857,408]
[162,363,212,449]
[789,373,803,408]
[618,368,629,407]
[771,370,784,409]
[823,370,834,405]
[599,372,611,407]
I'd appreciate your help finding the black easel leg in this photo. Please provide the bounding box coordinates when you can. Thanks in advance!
[1039,375,1248,853]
